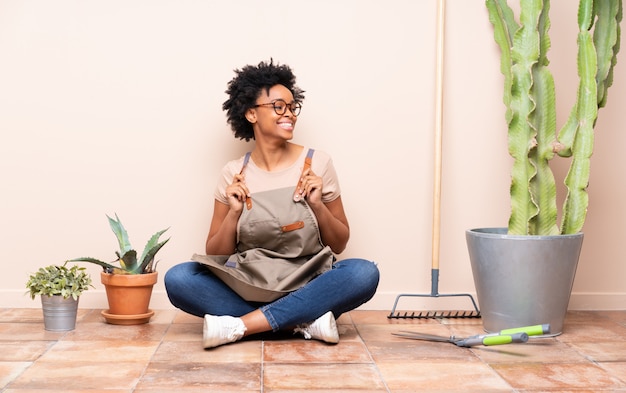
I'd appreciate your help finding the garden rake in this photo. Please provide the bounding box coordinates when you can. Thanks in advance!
[388,0,480,319]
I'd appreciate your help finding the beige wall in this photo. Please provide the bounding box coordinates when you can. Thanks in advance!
[1,0,624,311]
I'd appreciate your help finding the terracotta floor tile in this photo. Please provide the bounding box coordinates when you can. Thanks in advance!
[4,390,130,393]
[134,389,258,393]
[335,322,363,342]
[598,310,626,324]
[153,340,261,363]
[149,309,178,324]
[172,311,203,324]
[265,390,387,393]
[352,310,440,326]
[564,310,615,324]
[162,322,202,341]
[336,312,353,325]
[556,320,626,343]
[38,340,159,362]
[80,309,110,323]
[264,363,386,390]
[264,340,372,363]
[439,317,485,327]
[0,341,54,361]
[3,309,625,391]
[492,362,626,390]
[0,322,67,341]
[358,321,459,344]
[137,362,261,390]
[598,361,626,385]
[0,308,40,322]
[568,341,626,362]
[80,308,177,324]
[0,307,93,323]
[446,323,507,338]
[366,338,479,362]
[515,390,626,393]
[61,321,169,341]
[376,360,511,391]
[389,390,513,393]
[472,338,587,364]
[1,362,31,389]
[349,310,392,324]
[10,361,146,390]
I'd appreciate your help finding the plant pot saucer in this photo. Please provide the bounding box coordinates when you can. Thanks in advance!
[101,309,154,325]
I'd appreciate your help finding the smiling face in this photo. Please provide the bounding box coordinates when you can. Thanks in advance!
[247,84,299,143]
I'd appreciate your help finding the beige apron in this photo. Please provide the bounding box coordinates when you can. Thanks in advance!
[193,149,334,302]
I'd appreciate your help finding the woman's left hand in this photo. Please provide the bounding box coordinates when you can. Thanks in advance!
[297,168,323,205]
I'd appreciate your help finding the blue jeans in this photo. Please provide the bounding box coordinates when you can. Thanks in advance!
[164,258,380,331]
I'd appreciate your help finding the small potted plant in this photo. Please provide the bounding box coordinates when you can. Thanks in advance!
[26,263,93,331]
[67,214,170,325]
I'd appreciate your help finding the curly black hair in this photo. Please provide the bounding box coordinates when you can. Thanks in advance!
[222,59,305,141]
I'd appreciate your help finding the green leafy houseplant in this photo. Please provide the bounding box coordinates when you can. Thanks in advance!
[487,0,622,235]
[67,214,170,274]
[26,263,93,300]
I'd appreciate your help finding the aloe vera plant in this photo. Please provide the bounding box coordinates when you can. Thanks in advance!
[487,0,622,235]
[67,214,170,274]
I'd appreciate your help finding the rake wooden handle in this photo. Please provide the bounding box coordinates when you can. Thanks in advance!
[432,0,445,271]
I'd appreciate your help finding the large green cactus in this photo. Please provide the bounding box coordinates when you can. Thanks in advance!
[487,0,622,235]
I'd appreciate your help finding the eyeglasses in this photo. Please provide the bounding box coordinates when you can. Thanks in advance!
[253,99,302,116]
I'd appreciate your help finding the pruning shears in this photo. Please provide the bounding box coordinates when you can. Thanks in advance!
[392,323,550,348]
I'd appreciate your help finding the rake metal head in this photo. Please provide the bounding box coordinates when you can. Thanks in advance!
[388,292,481,319]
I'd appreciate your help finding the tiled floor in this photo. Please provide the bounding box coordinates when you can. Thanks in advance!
[1,308,625,392]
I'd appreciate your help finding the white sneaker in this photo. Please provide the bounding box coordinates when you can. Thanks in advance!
[203,314,247,349]
[294,311,339,344]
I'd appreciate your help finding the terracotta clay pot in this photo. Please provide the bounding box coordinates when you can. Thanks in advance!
[100,271,157,325]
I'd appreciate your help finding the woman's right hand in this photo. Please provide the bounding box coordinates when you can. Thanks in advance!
[225,173,250,213]
[205,174,249,254]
